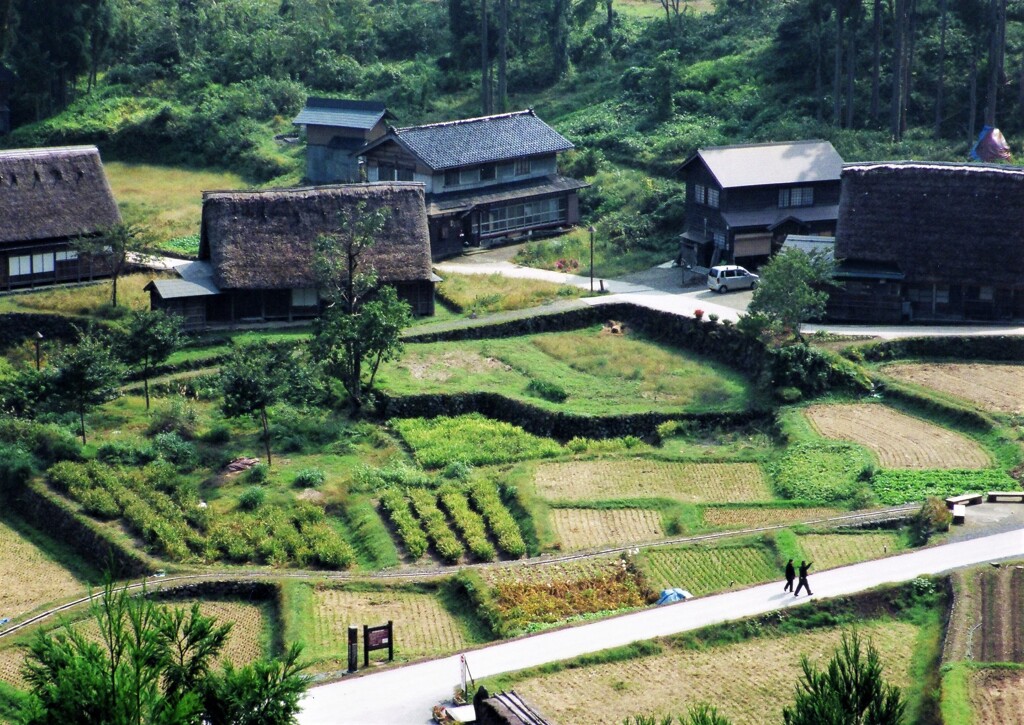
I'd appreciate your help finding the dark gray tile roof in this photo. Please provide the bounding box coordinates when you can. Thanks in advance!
[689,140,843,188]
[427,175,588,215]
[721,203,839,230]
[394,110,573,171]
[293,98,387,130]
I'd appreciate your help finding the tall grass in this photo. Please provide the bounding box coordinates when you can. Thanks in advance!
[436,272,585,314]
[0,273,160,316]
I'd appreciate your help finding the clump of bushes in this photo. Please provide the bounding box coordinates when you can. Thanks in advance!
[908,496,953,546]
[153,432,199,471]
[526,379,568,403]
[378,488,429,559]
[0,443,34,492]
[238,486,266,511]
[200,423,232,444]
[0,419,81,465]
[96,439,157,466]
[146,398,198,440]
[293,467,326,488]
[245,464,269,484]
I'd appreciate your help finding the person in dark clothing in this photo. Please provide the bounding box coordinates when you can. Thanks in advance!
[794,561,812,596]
[784,559,795,592]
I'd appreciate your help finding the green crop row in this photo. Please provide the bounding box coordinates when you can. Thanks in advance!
[408,488,465,564]
[439,485,496,562]
[470,482,527,558]
[872,469,1018,505]
[392,414,563,468]
[378,487,429,560]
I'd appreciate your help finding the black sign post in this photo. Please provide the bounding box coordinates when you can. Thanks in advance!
[347,626,358,673]
[363,620,394,667]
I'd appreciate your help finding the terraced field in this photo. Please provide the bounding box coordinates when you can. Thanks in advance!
[511,620,919,725]
[797,532,902,571]
[534,460,771,503]
[0,518,87,621]
[480,556,626,587]
[881,362,1024,414]
[945,566,1024,663]
[702,506,845,529]
[804,404,991,469]
[969,668,1024,725]
[549,508,664,550]
[308,586,468,667]
[638,545,777,594]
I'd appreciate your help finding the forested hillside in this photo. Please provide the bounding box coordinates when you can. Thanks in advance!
[2,0,1022,253]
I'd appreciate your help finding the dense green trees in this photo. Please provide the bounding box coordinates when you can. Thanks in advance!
[47,334,123,445]
[18,581,308,725]
[746,249,835,343]
[118,310,182,410]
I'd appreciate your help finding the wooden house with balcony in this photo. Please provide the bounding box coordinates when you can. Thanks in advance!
[1,145,119,292]
[145,183,435,330]
[829,162,1024,323]
[357,109,587,259]
[678,140,844,269]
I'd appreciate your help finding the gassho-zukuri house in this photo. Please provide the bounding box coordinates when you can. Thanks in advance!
[145,183,436,330]
[357,109,588,259]
[828,161,1024,323]
[1,145,120,291]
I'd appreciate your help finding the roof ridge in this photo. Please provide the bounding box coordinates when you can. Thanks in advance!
[0,145,100,158]
[845,160,1024,175]
[396,109,534,133]
[700,139,829,152]
[202,182,426,198]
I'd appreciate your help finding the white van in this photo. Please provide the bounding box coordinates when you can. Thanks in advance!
[707,265,759,293]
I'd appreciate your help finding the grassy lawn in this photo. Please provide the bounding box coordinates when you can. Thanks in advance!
[513,226,676,279]
[105,162,252,254]
[435,272,588,314]
[379,326,755,416]
[0,273,159,316]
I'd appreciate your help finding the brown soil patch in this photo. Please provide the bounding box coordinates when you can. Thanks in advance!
[398,350,510,382]
[550,508,664,550]
[513,621,918,725]
[798,533,902,571]
[309,587,467,668]
[804,403,991,469]
[945,566,1024,663]
[970,668,1024,725]
[0,519,85,621]
[881,363,1024,414]
[534,460,771,503]
[480,556,626,587]
[702,507,844,529]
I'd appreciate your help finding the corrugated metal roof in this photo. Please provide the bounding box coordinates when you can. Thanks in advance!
[692,140,843,188]
[145,276,221,300]
[293,98,387,130]
[782,235,835,259]
[392,110,573,171]
[427,175,588,215]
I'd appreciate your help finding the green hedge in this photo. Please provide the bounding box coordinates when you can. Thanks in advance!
[858,336,1024,363]
[0,313,90,352]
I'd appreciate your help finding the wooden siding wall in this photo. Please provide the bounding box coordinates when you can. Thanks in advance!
[1,242,113,291]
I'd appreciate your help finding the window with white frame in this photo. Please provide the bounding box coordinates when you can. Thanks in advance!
[55,250,79,262]
[707,187,720,208]
[8,255,31,276]
[291,288,318,307]
[480,197,568,235]
[33,253,54,273]
[779,187,814,208]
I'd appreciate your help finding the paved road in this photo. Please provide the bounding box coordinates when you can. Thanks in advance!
[298,527,1024,724]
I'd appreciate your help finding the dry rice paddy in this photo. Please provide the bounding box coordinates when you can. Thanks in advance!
[512,621,918,725]
[803,404,991,469]
[309,587,467,666]
[481,556,626,587]
[797,533,902,571]
[969,668,1024,725]
[702,506,845,529]
[549,508,664,550]
[639,545,777,594]
[534,461,771,503]
[0,598,265,689]
[881,363,1024,414]
[0,519,85,621]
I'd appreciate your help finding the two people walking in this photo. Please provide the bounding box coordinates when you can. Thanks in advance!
[784,559,812,596]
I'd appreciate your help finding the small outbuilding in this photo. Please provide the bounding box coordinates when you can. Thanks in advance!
[146,183,436,330]
[293,98,393,184]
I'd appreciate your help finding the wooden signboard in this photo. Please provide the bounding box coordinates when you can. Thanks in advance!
[364,620,394,666]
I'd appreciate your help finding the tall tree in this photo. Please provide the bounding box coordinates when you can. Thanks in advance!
[221,341,289,466]
[783,630,906,725]
[481,0,491,114]
[497,0,508,112]
[935,0,949,135]
[74,223,154,308]
[552,0,571,79]
[869,0,883,120]
[118,309,182,410]
[48,334,123,445]
[984,0,1007,124]
[746,248,834,343]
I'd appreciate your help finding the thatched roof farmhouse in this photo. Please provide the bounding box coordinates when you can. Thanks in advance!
[0,145,120,291]
[829,162,1024,322]
[147,183,436,329]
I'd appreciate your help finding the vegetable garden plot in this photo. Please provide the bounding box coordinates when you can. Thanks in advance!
[881,362,1024,414]
[638,545,777,594]
[480,556,626,587]
[797,533,902,571]
[803,404,991,469]
[511,620,918,725]
[309,587,468,665]
[701,506,845,529]
[549,508,664,550]
[0,518,85,621]
[969,668,1024,725]
[534,460,771,503]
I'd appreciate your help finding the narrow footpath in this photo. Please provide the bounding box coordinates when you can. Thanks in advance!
[298,527,1024,725]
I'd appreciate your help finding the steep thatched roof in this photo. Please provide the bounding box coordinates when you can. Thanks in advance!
[0,145,121,246]
[837,162,1024,285]
[199,183,433,290]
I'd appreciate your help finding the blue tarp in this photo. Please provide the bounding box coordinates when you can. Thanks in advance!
[656,588,692,605]
[969,126,1012,163]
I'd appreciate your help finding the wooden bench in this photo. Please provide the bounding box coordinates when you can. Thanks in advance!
[987,491,1024,503]
[951,504,966,525]
[945,493,983,509]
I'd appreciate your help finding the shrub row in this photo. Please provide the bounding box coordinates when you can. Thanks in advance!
[857,335,1024,363]
[469,482,527,558]
[378,392,771,443]
[407,488,464,564]
[0,419,82,466]
[0,313,90,353]
[378,488,429,560]
[438,485,496,562]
